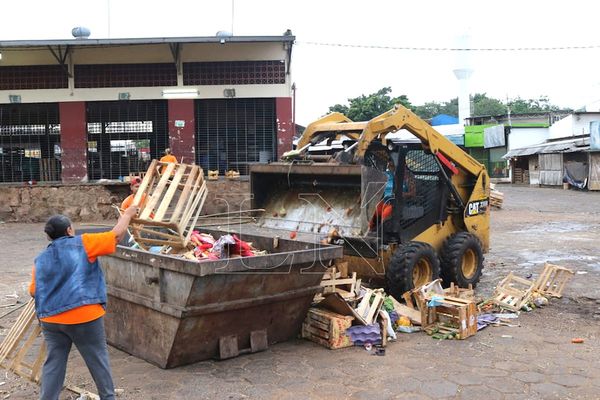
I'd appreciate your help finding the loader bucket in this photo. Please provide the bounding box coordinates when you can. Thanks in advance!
[250,163,387,238]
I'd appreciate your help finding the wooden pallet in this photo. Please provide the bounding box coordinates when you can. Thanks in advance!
[490,189,504,209]
[130,159,207,251]
[534,263,575,298]
[0,299,45,383]
[492,272,535,311]
[0,300,101,399]
[421,296,477,339]
[302,308,354,349]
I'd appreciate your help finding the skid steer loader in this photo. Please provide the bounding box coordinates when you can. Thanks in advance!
[250,105,490,299]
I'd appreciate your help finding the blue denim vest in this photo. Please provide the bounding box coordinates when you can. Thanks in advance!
[34,235,107,319]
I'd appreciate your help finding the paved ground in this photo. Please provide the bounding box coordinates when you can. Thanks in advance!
[1,185,600,399]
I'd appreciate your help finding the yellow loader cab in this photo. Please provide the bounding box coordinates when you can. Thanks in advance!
[250,105,490,299]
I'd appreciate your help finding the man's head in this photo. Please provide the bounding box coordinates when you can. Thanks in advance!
[164,148,171,156]
[44,215,74,240]
[130,176,142,194]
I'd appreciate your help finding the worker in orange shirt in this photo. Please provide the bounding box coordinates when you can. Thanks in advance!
[121,176,144,210]
[30,206,137,400]
[159,148,177,175]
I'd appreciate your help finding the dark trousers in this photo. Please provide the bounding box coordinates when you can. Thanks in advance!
[40,317,115,400]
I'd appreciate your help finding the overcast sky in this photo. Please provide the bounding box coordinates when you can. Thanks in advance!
[2,0,600,125]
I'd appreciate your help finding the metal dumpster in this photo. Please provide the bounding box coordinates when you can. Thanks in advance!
[99,229,342,368]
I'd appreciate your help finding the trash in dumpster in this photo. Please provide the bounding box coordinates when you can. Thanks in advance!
[101,228,343,368]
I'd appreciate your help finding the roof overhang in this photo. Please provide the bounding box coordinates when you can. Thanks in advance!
[0,35,295,49]
[503,136,590,159]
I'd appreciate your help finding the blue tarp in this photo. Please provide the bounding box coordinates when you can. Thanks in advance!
[431,114,459,126]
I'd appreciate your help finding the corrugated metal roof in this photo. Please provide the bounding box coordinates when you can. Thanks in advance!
[0,35,294,48]
[503,137,590,159]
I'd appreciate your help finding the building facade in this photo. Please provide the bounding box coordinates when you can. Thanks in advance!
[0,34,295,183]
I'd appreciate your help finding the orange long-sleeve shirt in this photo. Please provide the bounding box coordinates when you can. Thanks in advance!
[29,231,117,324]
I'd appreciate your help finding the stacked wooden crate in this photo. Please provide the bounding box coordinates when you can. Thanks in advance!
[302,308,354,349]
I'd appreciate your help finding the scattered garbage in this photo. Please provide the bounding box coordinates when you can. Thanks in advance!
[302,261,576,351]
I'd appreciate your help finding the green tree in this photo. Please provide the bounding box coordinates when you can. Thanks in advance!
[472,93,506,116]
[328,87,413,121]
[413,98,458,119]
[507,96,568,113]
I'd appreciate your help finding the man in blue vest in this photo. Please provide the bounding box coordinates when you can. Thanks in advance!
[30,206,137,400]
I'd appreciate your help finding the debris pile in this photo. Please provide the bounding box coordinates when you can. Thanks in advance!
[490,183,504,209]
[303,261,575,352]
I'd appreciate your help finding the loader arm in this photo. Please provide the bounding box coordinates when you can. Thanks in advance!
[295,112,366,150]
[354,105,484,178]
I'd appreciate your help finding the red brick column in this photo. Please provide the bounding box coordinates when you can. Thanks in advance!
[59,102,88,182]
[275,97,294,159]
[168,99,195,164]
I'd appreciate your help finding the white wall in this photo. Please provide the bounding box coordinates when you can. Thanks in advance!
[508,127,548,150]
[549,114,600,139]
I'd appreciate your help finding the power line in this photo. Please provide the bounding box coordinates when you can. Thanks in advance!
[298,41,600,52]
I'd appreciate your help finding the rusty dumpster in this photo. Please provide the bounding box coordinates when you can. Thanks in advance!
[99,229,342,368]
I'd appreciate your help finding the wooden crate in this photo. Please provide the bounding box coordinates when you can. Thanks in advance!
[492,272,535,312]
[421,296,477,339]
[130,160,207,251]
[534,263,575,298]
[207,170,219,180]
[302,308,354,349]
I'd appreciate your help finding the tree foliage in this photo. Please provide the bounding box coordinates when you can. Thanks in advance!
[328,87,413,121]
[326,88,571,121]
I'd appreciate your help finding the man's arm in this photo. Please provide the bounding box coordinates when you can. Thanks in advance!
[112,205,138,243]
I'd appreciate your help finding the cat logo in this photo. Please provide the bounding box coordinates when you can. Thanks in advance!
[465,199,489,217]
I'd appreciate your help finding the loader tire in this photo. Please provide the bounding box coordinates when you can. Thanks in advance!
[386,241,441,300]
[440,232,484,288]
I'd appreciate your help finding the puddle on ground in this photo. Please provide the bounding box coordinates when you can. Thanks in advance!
[509,221,592,234]
[518,249,599,267]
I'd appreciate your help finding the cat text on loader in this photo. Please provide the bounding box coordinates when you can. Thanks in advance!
[250,104,489,299]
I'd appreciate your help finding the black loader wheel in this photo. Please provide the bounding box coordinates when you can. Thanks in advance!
[386,241,441,300]
[440,232,484,288]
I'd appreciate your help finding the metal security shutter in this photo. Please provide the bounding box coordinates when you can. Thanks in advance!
[86,100,168,180]
[0,103,60,183]
[195,98,276,175]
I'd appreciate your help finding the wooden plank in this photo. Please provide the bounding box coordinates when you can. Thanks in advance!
[184,182,208,244]
[390,296,421,325]
[364,291,383,325]
[320,277,357,287]
[170,166,198,223]
[140,162,176,219]
[154,164,186,220]
[133,159,157,206]
[302,323,330,339]
[180,172,204,228]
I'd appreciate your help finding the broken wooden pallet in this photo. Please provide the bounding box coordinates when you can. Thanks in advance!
[320,270,359,299]
[130,159,207,252]
[0,299,45,383]
[354,288,384,325]
[533,263,575,298]
[492,272,535,312]
[444,282,475,301]
[0,299,101,399]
